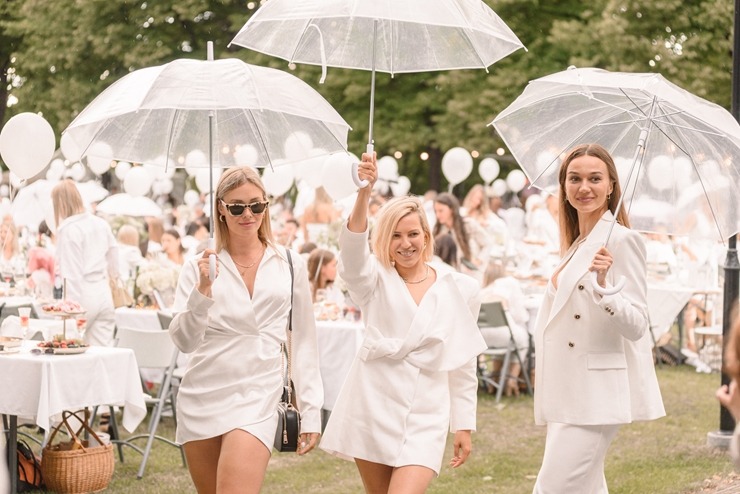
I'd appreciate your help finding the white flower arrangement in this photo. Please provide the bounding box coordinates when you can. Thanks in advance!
[135,260,180,296]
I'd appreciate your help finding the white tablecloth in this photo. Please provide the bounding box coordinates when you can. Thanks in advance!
[646,282,695,339]
[115,307,162,330]
[0,341,147,432]
[315,319,364,411]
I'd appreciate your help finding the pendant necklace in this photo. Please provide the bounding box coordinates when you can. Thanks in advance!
[401,265,430,285]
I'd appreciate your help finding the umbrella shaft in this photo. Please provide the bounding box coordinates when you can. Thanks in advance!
[368,19,378,146]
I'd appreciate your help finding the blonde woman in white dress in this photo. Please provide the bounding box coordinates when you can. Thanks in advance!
[169,167,323,494]
[321,153,487,493]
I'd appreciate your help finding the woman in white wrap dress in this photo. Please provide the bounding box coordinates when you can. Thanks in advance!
[169,167,323,494]
[321,153,487,493]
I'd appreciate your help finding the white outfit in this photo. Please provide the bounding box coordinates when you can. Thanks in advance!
[320,226,487,474]
[117,243,144,281]
[533,422,620,494]
[533,212,665,492]
[169,245,323,450]
[55,213,118,346]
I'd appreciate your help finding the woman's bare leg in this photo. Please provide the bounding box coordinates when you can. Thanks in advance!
[356,458,393,493]
[183,437,222,494]
[388,465,435,494]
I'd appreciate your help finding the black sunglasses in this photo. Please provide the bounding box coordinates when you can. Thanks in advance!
[220,200,269,216]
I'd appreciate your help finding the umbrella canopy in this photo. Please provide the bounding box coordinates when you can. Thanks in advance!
[491,67,740,242]
[95,193,162,218]
[230,0,525,75]
[62,56,351,171]
[10,179,109,228]
[230,0,524,181]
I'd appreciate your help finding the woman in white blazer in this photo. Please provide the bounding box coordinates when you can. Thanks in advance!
[169,167,323,494]
[320,153,487,493]
[532,144,665,493]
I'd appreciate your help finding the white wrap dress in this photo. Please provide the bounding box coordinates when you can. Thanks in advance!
[320,226,487,474]
[169,245,323,449]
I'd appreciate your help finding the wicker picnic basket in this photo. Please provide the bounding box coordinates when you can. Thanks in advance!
[41,409,114,494]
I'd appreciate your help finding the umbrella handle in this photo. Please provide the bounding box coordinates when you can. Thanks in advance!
[351,143,373,188]
[208,238,217,281]
[590,271,626,295]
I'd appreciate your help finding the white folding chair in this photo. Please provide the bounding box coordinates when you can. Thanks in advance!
[477,301,533,403]
[115,326,186,479]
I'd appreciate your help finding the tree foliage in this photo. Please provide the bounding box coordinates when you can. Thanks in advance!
[1,0,734,194]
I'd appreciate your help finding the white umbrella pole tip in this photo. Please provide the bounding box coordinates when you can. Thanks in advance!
[207,41,214,61]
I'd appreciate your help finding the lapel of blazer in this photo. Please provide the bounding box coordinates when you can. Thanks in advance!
[546,211,615,326]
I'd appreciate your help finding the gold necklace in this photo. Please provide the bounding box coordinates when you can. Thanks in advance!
[401,265,430,285]
[233,249,264,271]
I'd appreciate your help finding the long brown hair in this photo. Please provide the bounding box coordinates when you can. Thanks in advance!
[433,192,471,261]
[307,248,335,298]
[214,167,273,252]
[558,143,630,255]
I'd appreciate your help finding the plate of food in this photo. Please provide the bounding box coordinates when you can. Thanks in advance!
[37,337,89,355]
[0,336,22,354]
[41,300,86,316]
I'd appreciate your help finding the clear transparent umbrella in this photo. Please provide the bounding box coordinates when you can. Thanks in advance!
[63,42,351,277]
[230,0,524,185]
[491,67,740,293]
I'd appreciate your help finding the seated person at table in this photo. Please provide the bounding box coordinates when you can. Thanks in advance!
[479,261,530,396]
[307,249,342,304]
[116,224,144,281]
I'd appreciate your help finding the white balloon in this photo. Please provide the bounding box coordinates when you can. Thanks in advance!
[123,166,153,197]
[85,142,114,175]
[114,161,132,181]
[183,189,201,207]
[234,145,259,167]
[60,132,83,162]
[185,150,208,174]
[0,113,55,180]
[293,149,328,188]
[321,153,358,201]
[647,155,673,191]
[478,158,500,184]
[283,131,314,162]
[195,168,222,194]
[506,169,527,192]
[390,176,411,196]
[262,166,294,197]
[9,172,23,189]
[377,156,399,181]
[46,159,65,182]
[441,147,473,186]
[491,178,508,197]
[158,178,174,195]
[65,162,86,182]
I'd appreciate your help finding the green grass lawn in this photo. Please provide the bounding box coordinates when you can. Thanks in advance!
[27,365,737,493]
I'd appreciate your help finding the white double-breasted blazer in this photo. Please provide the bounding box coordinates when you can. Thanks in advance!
[533,212,665,426]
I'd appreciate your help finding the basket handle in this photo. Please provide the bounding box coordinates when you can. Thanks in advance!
[45,409,106,452]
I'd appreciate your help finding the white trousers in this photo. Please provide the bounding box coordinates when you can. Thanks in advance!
[533,422,620,494]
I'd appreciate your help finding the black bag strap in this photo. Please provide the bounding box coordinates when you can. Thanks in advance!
[286,249,294,333]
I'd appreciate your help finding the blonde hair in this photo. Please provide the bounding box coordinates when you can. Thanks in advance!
[0,219,20,258]
[214,167,273,252]
[462,184,491,218]
[116,224,140,247]
[51,179,85,226]
[558,143,630,255]
[372,196,434,268]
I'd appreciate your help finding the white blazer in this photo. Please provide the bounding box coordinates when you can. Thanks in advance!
[533,212,665,426]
